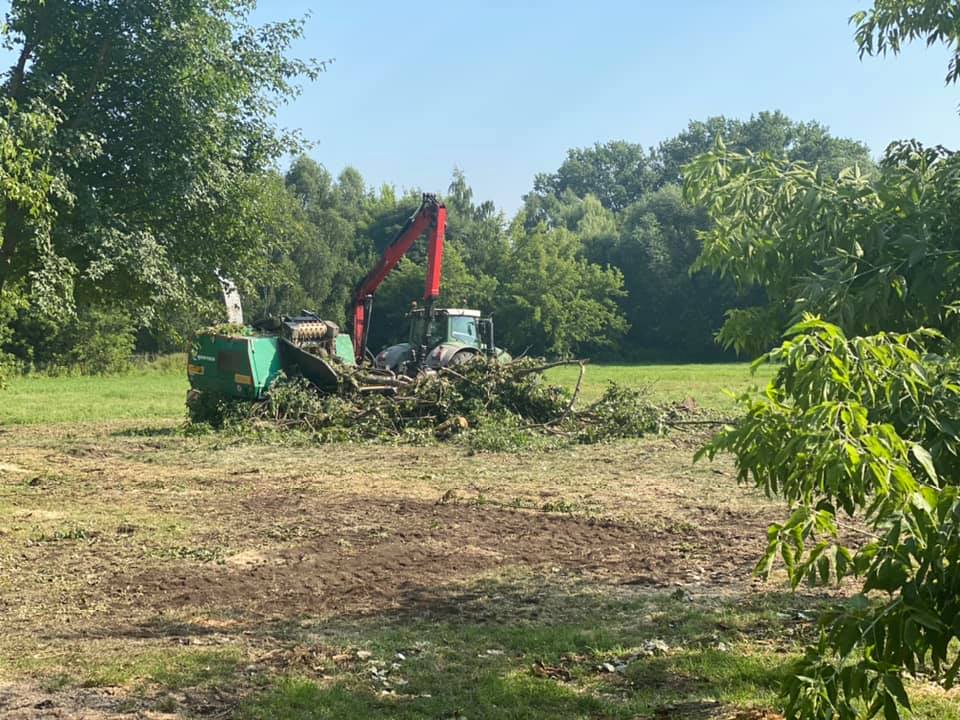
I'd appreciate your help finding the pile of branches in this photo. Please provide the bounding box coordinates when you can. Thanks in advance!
[187,358,696,447]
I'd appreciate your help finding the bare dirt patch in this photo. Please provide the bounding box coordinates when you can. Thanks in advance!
[0,424,780,634]
[115,494,771,620]
[0,421,787,719]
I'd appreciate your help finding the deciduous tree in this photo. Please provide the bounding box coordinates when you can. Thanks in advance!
[0,0,324,322]
[690,3,960,717]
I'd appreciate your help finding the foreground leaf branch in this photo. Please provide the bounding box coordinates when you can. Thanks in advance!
[697,319,960,719]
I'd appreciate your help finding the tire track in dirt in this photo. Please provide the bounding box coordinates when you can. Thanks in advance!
[111,494,771,619]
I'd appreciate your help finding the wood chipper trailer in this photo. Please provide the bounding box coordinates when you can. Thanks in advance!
[187,315,356,400]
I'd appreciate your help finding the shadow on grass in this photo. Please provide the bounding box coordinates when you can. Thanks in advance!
[235,641,786,720]
[243,674,611,720]
[110,425,182,438]
[42,578,815,719]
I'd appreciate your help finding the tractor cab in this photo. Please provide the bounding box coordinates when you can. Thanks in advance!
[407,308,480,348]
[375,307,509,374]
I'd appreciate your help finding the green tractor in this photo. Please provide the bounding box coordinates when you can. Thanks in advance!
[373,307,510,374]
[187,194,509,402]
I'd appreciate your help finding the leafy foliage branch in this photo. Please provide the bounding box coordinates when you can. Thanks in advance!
[698,319,960,719]
[688,3,960,717]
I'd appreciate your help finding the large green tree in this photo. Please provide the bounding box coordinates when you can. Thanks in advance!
[0,0,323,327]
[498,217,627,357]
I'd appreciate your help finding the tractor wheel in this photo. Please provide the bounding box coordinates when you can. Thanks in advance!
[447,350,478,367]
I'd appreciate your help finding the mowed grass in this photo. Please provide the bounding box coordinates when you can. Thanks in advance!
[0,371,189,425]
[4,364,960,719]
[0,361,772,426]
[546,362,776,409]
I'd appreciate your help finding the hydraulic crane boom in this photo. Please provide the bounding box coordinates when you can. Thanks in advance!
[352,193,446,361]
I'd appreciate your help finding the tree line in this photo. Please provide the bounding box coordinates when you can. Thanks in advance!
[1,102,873,372]
[257,111,873,364]
[0,2,880,376]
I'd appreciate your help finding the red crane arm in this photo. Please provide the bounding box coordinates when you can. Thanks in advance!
[352,193,446,360]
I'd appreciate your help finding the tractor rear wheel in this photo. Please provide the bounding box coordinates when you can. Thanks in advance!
[447,350,478,367]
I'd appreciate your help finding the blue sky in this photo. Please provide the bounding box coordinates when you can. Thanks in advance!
[251,1,959,213]
[4,1,958,213]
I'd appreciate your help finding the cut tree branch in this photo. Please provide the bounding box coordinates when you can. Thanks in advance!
[513,359,585,378]
[552,360,586,426]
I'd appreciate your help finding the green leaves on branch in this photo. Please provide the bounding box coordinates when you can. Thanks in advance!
[0,89,86,315]
[852,1,960,85]
[688,6,960,717]
[697,318,960,719]
[685,139,960,355]
[0,94,67,225]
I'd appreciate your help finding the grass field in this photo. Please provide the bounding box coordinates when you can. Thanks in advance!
[0,361,774,426]
[0,372,189,425]
[1,364,957,719]
[545,362,775,408]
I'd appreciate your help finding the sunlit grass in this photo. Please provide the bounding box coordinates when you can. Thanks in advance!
[546,362,775,409]
[0,371,188,425]
[0,361,770,426]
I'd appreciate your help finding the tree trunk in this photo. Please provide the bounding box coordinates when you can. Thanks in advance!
[0,202,26,295]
